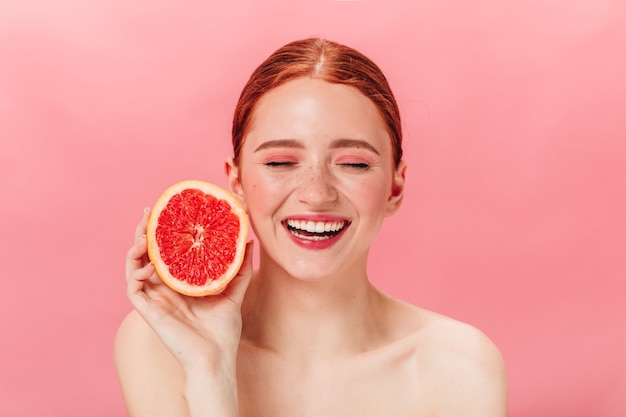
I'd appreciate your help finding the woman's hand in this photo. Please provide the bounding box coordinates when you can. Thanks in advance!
[124,207,254,373]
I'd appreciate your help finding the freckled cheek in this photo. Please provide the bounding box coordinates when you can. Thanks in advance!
[348,177,391,211]
[241,170,292,208]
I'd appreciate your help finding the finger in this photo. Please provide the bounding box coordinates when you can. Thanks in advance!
[134,207,151,243]
[126,261,154,308]
[125,234,148,277]
[222,240,254,305]
[127,260,155,285]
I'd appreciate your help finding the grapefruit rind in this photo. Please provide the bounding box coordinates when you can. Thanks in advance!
[146,180,249,297]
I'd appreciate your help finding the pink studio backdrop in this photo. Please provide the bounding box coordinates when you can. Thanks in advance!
[1,1,624,416]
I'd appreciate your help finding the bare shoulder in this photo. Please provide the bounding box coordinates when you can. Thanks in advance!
[392,301,508,416]
[417,308,506,372]
[114,310,186,417]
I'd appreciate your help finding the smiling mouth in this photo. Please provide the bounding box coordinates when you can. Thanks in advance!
[285,219,348,241]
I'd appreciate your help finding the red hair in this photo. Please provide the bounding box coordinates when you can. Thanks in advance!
[231,38,403,166]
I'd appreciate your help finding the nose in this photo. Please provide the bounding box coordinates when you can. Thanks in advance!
[295,163,338,207]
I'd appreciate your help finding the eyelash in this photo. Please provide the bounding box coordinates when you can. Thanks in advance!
[339,162,370,170]
[264,161,297,167]
[264,161,370,170]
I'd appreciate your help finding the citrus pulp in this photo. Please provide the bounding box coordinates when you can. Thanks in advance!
[146,180,249,296]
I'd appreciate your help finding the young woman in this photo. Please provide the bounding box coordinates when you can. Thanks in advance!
[116,38,508,417]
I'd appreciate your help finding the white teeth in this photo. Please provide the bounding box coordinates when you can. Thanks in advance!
[287,219,346,234]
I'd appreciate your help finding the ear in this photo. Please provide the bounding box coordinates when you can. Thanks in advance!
[385,160,407,217]
[225,157,247,211]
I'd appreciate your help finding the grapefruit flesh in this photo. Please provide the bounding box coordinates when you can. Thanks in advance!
[146,180,248,296]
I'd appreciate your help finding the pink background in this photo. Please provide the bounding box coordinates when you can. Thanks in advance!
[1,1,625,416]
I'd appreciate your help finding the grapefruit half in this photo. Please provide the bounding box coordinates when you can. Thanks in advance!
[146,180,249,296]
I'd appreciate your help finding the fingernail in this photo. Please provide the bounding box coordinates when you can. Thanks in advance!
[140,234,146,240]
[143,207,150,214]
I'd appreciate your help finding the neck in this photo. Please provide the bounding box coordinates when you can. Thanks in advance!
[240,255,388,359]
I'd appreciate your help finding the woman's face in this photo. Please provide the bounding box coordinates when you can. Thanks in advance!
[227,77,406,281]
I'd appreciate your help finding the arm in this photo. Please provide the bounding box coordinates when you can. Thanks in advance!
[115,310,188,416]
[115,311,242,417]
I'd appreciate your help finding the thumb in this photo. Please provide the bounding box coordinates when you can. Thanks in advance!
[222,240,254,305]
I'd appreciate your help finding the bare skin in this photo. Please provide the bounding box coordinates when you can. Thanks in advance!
[116,254,506,417]
[115,78,507,416]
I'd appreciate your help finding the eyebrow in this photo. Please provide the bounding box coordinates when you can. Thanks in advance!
[254,138,380,155]
[329,138,380,155]
[254,139,304,152]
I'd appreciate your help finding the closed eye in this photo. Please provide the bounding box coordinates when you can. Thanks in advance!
[339,162,370,170]
[264,161,297,167]
[335,153,374,170]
